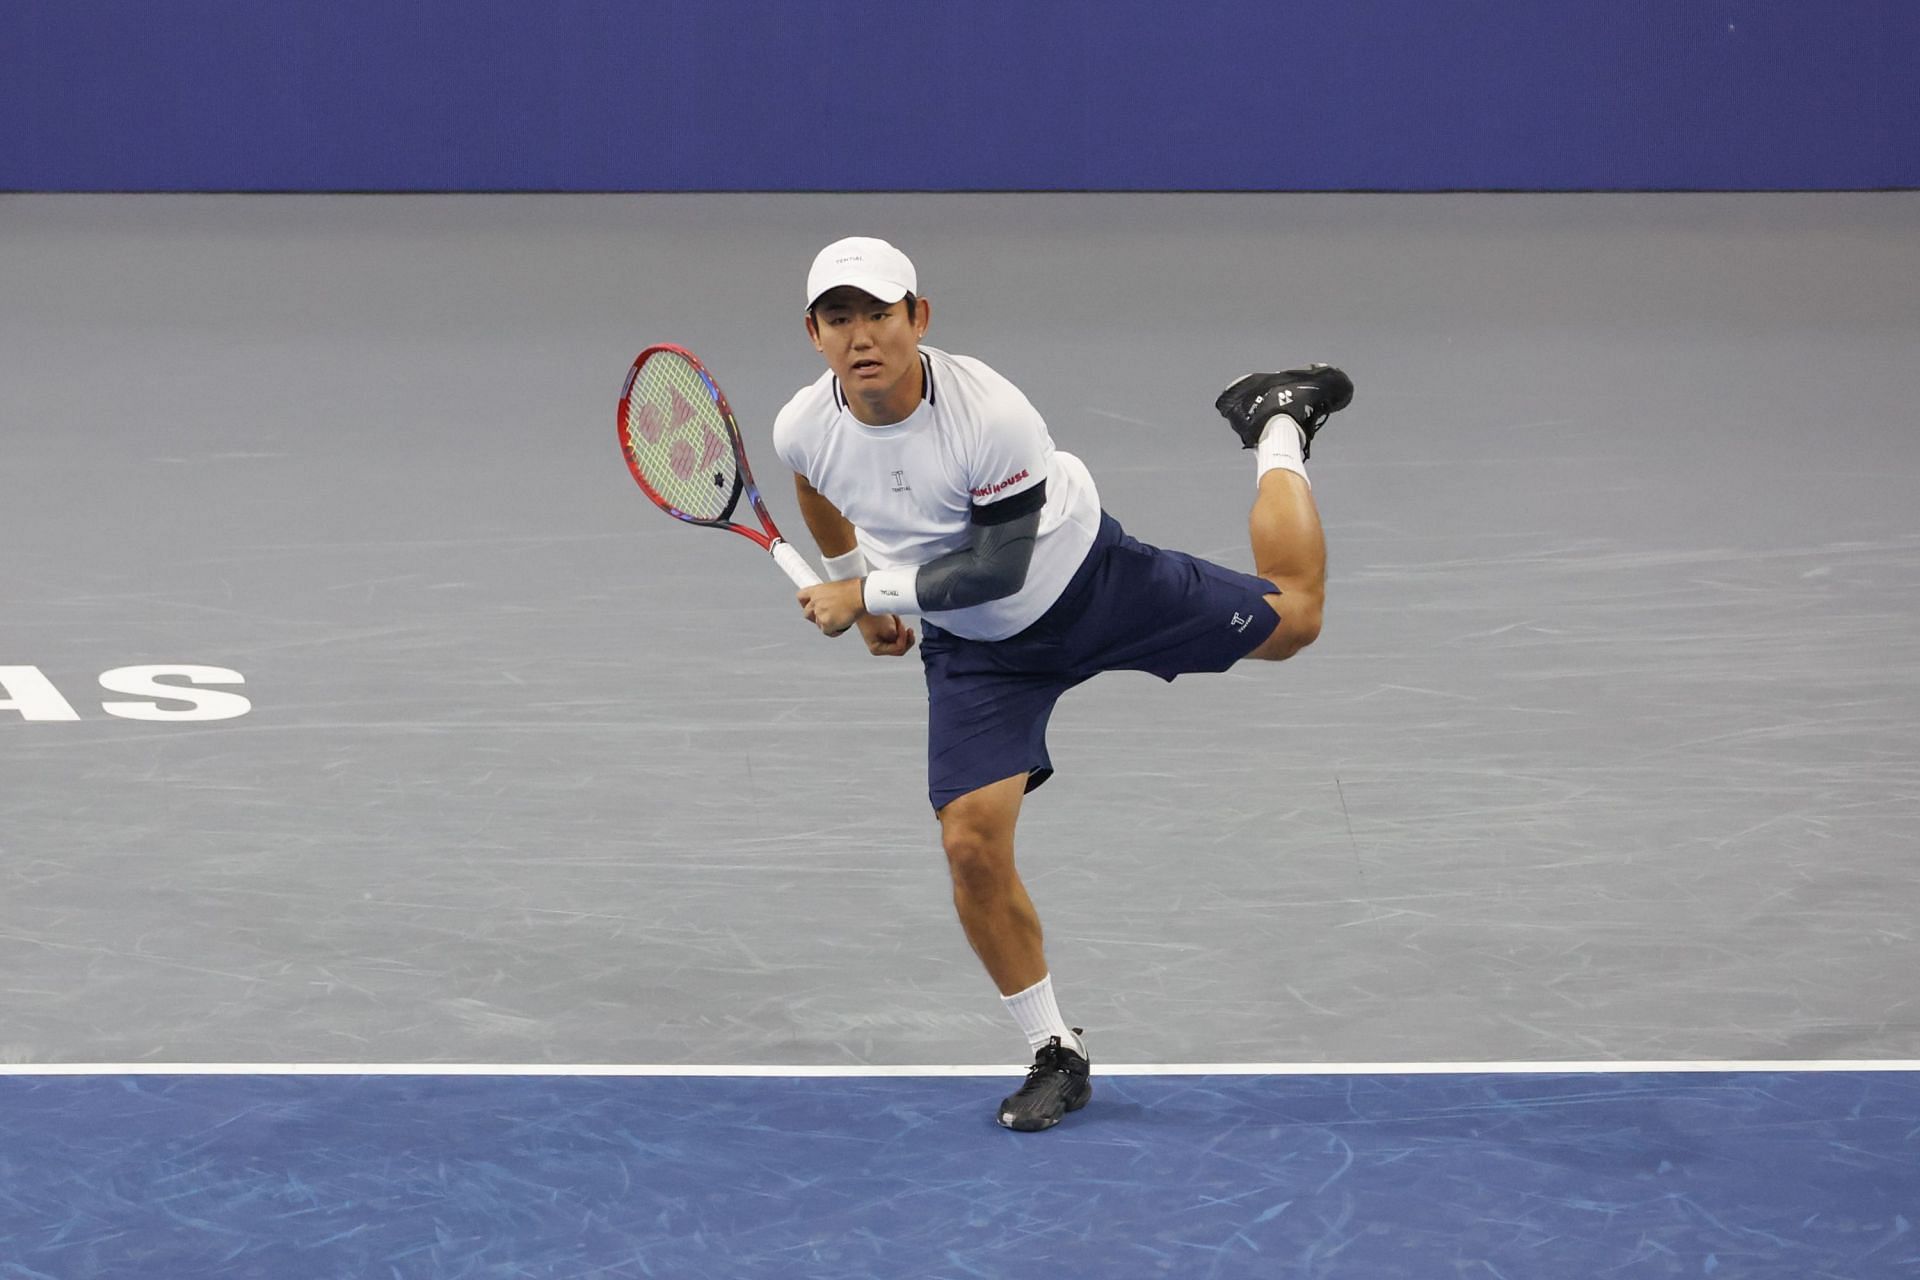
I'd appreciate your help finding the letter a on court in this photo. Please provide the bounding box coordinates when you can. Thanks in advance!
[0,666,82,721]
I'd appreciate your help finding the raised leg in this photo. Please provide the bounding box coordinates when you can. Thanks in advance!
[1246,468,1326,661]
[1213,365,1350,663]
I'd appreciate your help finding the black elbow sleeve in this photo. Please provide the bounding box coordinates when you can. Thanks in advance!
[915,492,1045,612]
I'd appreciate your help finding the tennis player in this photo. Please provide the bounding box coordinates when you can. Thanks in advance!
[776,236,1351,1131]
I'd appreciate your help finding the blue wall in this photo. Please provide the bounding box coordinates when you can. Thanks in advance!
[3,1,1915,191]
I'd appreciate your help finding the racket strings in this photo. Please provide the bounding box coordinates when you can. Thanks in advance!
[622,353,742,522]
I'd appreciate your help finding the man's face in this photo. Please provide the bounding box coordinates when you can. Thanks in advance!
[806,286,931,425]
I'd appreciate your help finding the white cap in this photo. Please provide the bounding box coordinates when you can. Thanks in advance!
[805,236,917,309]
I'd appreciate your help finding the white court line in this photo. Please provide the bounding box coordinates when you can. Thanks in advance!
[1,1060,1917,1078]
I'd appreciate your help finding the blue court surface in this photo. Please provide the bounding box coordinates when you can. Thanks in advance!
[3,1067,1915,1279]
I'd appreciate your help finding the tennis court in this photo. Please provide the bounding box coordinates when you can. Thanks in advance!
[3,191,1917,1274]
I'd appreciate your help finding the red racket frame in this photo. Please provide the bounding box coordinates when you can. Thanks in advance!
[617,345,822,589]
[617,344,775,545]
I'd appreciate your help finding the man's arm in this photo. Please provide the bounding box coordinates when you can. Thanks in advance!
[791,472,914,655]
[862,483,1045,616]
[793,471,858,561]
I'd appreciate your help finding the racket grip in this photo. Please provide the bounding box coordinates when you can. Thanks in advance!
[770,539,823,588]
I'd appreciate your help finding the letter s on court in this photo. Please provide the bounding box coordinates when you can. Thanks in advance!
[98,666,252,722]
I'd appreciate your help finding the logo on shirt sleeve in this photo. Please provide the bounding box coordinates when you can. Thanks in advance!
[970,468,1030,499]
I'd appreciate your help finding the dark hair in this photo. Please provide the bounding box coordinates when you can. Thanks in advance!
[809,292,917,323]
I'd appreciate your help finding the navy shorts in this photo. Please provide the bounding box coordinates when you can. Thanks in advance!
[918,511,1281,811]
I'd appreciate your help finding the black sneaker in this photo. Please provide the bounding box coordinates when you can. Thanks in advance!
[1214,364,1354,458]
[997,1032,1092,1132]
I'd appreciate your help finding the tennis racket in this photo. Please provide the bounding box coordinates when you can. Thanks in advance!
[617,343,821,588]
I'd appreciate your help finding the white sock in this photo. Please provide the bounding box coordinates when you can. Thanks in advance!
[1256,415,1311,487]
[1001,974,1082,1054]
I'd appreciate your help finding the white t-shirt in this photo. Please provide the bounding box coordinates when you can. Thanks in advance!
[773,346,1102,641]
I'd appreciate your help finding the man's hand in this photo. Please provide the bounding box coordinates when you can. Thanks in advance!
[796,580,915,654]
[797,578,867,638]
[856,611,915,656]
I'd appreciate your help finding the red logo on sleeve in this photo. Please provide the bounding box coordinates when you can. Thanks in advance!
[970,469,1030,499]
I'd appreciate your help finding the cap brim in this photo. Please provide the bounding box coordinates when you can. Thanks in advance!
[807,274,911,309]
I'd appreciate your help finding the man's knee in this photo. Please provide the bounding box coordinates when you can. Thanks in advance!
[941,815,1016,898]
[1286,600,1324,652]
[1248,589,1322,661]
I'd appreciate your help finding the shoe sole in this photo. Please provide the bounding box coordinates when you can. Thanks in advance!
[997,1085,1093,1132]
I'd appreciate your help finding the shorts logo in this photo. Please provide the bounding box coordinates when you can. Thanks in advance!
[1231,612,1253,633]
[891,469,911,492]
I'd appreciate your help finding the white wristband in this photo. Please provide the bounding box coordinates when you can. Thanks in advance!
[822,547,868,581]
[862,566,921,616]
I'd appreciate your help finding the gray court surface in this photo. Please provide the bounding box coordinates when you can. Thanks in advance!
[3,192,1917,1067]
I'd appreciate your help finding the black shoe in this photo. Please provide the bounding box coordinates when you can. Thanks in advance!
[997,1032,1092,1132]
[1214,364,1354,458]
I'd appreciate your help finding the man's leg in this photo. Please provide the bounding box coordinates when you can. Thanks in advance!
[936,772,1047,995]
[1213,364,1351,662]
[937,771,1092,1131]
[1247,468,1326,661]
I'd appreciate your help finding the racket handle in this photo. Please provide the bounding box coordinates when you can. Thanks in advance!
[770,539,823,588]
